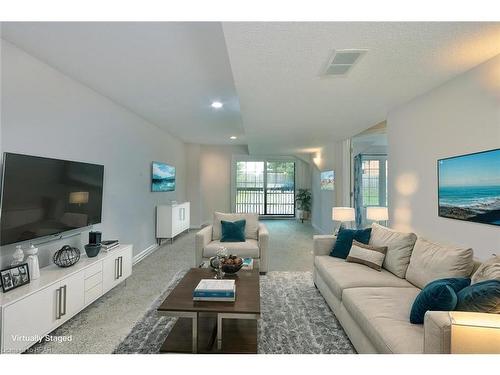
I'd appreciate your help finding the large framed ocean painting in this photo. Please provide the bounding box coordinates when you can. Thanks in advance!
[151,162,175,192]
[438,148,500,226]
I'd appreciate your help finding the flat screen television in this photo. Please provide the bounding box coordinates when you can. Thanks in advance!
[438,148,500,226]
[0,153,104,246]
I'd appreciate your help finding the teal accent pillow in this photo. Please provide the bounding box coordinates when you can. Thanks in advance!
[220,219,246,242]
[456,280,500,314]
[330,227,372,259]
[410,281,458,324]
[426,277,471,293]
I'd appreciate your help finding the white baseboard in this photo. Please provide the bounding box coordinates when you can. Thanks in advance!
[133,243,159,265]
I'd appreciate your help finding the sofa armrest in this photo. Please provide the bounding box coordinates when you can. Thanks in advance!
[424,311,452,354]
[258,223,269,273]
[313,235,336,257]
[195,225,213,267]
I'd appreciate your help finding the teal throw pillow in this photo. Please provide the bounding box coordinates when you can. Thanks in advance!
[330,227,372,259]
[410,281,458,324]
[456,279,500,314]
[220,219,246,242]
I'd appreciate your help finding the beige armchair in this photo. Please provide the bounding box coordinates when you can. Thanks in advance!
[195,212,269,274]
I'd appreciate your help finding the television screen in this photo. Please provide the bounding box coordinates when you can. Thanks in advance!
[438,148,500,226]
[320,170,335,190]
[0,153,104,246]
[151,162,175,192]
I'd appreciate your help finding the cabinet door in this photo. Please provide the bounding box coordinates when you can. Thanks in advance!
[102,252,121,293]
[156,205,173,238]
[120,246,133,280]
[60,271,85,323]
[172,205,182,236]
[183,203,190,231]
[2,283,60,353]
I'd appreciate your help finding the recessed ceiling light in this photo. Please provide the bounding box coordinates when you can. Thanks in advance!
[211,101,223,109]
[230,136,237,140]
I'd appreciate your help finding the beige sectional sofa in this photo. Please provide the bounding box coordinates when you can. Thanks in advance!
[312,224,481,354]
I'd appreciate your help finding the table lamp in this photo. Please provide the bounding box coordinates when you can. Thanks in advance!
[332,207,355,233]
[366,206,388,226]
[449,311,500,354]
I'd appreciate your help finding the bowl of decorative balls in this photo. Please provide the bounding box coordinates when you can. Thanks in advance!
[220,255,244,274]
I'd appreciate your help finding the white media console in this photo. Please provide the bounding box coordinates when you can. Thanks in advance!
[0,244,133,353]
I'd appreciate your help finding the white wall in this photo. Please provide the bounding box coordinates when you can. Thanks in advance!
[387,54,500,260]
[311,141,343,234]
[186,144,249,227]
[0,40,187,267]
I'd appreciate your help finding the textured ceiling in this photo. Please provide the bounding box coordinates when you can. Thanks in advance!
[2,22,500,155]
[222,22,500,154]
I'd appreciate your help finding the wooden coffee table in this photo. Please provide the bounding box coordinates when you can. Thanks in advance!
[157,268,260,354]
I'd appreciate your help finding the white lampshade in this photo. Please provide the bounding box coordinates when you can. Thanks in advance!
[366,206,389,221]
[332,207,355,222]
[450,311,500,354]
[69,191,89,204]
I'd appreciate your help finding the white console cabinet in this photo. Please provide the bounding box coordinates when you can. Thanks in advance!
[0,244,132,354]
[156,202,190,243]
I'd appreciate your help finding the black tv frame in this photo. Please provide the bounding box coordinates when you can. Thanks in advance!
[0,152,105,246]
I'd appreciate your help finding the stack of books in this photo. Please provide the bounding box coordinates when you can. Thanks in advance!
[242,257,254,270]
[101,240,119,251]
[193,279,236,302]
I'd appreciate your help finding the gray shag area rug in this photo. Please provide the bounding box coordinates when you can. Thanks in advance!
[114,270,355,354]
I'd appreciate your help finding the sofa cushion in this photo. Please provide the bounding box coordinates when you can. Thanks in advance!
[342,287,423,353]
[220,219,246,242]
[471,255,500,284]
[346,240,387,271]
[212,212,259,240]
[204,239,259,258]
[314,256,414,300]
[368,223,417,278]
[406,237,474,289]
[330,227,372,259]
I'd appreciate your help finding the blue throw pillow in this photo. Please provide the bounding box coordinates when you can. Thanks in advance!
[410,281,458,324]
[456,279,500,314]
[426,277,471,293]
[220,219,246,242]
[330,227,372,259]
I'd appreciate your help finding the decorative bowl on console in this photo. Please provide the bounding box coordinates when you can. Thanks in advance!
[84,244,101,258]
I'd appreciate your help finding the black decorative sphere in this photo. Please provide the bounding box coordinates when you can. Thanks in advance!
[53,245,80,267]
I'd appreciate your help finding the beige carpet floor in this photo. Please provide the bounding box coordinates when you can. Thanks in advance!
[28,219,317,354]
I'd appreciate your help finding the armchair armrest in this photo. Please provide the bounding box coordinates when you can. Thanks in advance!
[424,311,452,354]
[313,235,336,256]
[258,223,269,273]
[195,225,213,267]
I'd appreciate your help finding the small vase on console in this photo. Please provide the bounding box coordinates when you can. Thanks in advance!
[26,244,40,280]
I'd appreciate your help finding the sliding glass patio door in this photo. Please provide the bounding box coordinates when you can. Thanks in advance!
[235,160,295,216]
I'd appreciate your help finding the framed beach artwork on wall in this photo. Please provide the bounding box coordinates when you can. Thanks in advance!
[151,162,176,192]
[438,148,500,226]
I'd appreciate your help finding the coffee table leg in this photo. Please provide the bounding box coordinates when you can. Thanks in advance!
[217,314,223,350]
[192,312,198,353]
[217,313,260,352]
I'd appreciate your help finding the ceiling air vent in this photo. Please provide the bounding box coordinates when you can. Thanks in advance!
[322,49,367,77]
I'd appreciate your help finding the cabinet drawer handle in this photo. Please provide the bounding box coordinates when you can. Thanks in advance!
[115,258,119,280]
[56,287,61,320]
[119,256,123,278]
[61,285,67,316]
